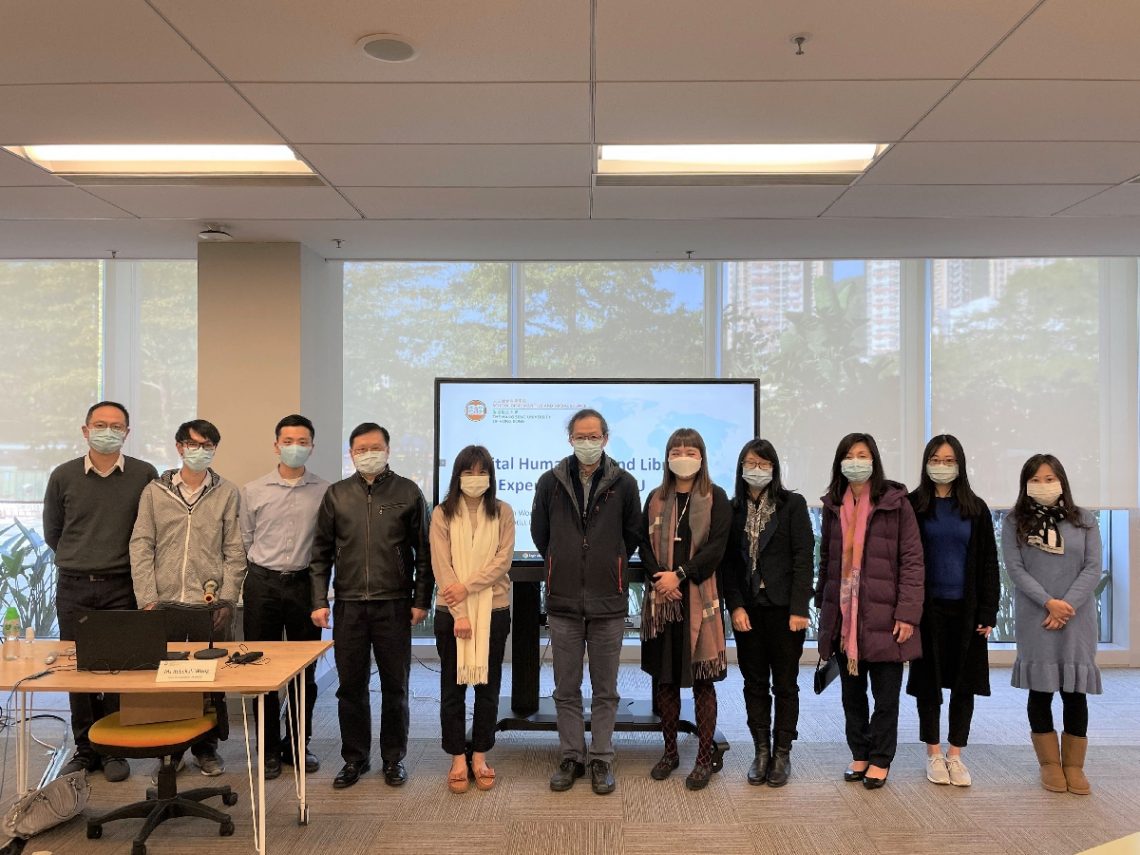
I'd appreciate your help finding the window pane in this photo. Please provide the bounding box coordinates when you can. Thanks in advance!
[723,260,904,495]
[930,258,1102,507]
[133,261,198,471]
[0,261,102,502]
[521,262,704,377]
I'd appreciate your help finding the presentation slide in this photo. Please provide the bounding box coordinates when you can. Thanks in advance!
[435,379,758,563]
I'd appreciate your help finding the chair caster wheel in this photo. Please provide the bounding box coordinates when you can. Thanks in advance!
[220,819,235,836]
[223,792,238,806]
[131,841,147,855]
[87,823,102,839]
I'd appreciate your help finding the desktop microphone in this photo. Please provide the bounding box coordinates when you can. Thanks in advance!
[192,581,229,660]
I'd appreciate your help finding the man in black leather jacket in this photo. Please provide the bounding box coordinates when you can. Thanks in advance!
[310,422,432,789]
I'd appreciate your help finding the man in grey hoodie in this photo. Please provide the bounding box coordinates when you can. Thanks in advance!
[130,419,246,777]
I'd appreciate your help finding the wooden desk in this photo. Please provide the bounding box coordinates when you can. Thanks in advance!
[1,638,332,854]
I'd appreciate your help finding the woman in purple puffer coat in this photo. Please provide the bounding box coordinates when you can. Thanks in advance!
[816,432,925,790]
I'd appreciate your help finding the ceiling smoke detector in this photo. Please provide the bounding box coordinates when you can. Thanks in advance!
[357,33,418,63]
[197,224,233,242]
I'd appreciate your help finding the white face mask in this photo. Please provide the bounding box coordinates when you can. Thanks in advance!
[1027,481,1063,506]
[353,450,388,476]
[840,458,874,484]
[460,474,490,497]
[926,463,959,485]
[572,439,604,466]
[742,467,772,491]
[668,457,702,479]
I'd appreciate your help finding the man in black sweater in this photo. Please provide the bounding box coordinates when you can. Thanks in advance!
[44,401,158,781]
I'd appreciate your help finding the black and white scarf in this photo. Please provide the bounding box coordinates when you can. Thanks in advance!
[1026,501,1067,555]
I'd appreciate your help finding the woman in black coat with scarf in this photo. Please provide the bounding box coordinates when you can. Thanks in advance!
[722,439,814,787]
[906,434,1000,788]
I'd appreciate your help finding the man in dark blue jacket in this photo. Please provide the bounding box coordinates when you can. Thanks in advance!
[531,409,641,795]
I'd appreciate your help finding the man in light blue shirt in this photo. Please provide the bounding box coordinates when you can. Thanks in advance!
[239,414,329,780]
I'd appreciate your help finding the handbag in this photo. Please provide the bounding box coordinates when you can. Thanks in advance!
[813,655,840,694]
[2,771,89,840]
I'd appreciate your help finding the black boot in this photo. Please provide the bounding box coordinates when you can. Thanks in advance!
[747,728,771,786]
[767,734,793,788]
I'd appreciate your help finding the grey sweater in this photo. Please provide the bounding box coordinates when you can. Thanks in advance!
[43,456,158,574]
[129,469,247,607]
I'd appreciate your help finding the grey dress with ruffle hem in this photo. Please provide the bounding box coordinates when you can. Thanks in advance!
[1000,511,1103,695]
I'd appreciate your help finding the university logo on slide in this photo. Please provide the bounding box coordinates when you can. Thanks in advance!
[465,400,488,421]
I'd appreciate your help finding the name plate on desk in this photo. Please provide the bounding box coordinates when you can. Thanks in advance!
[156,660,218,682]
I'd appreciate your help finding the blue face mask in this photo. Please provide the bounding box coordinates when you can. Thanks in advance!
[840,458,874,484]
[182,448,215,472]
[88,428,126,455]
[279,445,312,468]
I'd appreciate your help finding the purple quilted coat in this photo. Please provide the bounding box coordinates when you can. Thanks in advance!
[816,482,925,663]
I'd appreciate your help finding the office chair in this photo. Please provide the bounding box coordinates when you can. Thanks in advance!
[85,697,237,855]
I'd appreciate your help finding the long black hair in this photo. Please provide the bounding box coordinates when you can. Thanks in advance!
[1010,453,1089,543]
[825,432,888,504]
[440,445,499,520]
[733,438,788,507]
[911,434,983,518]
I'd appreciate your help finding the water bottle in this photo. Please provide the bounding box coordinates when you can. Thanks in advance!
[2,607,20,661]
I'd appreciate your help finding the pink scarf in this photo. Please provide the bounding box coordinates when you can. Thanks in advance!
[838,486,873,676]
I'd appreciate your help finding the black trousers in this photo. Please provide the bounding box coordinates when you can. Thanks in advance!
[836,651,904,768]
[242,564,322,758]
[434,607,511,755]
[917,690,975,748]
[734,604,805,743]
[333,598,411,765]
[1028,690,1088,738]
[55,571,136,756]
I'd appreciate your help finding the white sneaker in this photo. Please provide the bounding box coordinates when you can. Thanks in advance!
[946,755,972,787]
[926,753,950,784]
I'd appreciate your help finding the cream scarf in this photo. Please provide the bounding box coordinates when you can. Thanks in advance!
[451,499,499,685]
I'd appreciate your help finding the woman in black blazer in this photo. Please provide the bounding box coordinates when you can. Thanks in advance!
[722,438,815,787]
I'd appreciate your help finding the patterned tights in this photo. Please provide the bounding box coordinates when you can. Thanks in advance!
[656,680,718,766]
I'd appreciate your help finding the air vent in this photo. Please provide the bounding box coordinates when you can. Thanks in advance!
[593,173,858,187]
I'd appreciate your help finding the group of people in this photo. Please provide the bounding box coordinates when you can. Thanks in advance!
[43,401,1103,800]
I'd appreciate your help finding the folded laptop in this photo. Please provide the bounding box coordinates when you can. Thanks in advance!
[74,609,168,671]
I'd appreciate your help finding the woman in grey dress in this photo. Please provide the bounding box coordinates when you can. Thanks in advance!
[1001,453,1102,795]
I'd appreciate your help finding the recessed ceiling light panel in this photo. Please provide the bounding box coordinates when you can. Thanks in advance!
[357,33,418,63]
[4,144,314,177]
[597,143,888,176]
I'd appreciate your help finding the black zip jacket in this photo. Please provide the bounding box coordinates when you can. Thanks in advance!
[310,469,432,611]
[531,454,642,619]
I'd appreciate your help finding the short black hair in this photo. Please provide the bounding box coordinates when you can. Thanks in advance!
[566,408,609,438]
[86,400,130,426]
[176,419,221,445]
[349,422,390,449]
[275,414,315,440]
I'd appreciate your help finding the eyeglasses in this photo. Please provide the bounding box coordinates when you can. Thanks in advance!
[89,421,127,433]
[571,435,604,443]
[743,462,773,471]
[181,441,216,452]
[352,446,386,456]
[927,456,957,466]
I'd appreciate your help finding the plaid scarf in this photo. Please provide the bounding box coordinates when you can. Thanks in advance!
[1026,501,1067,555]
[643,488,727,681]
[838,487,874,676]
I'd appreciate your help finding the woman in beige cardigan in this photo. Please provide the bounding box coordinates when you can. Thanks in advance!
[431,445,515,793]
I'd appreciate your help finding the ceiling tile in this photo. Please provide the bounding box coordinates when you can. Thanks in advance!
[591,185,844,219]
[824,184,1110,217]
[239,83,591,144]
[0,187,132,219]
[1056,185,1140,216]
[0,0,219,83]
[83,185,360,220]
[595,81,952,143]
[297,144,592,187]
[340,187,590,219]
[975,0,1140,80]
[598,0,1037,81]
[862,142,1140,185]
[0,150,69,186]
[152,0,589,82]
[0,84,283,145]
[909,81,1140,141]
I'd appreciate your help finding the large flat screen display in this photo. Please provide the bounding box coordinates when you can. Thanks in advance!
[435,379,759,564]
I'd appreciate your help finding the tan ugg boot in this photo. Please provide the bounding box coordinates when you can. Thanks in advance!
[1030,731,1067,792]
[1061,732,1091,795]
